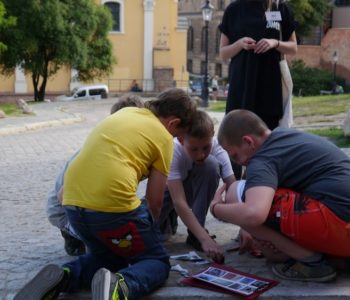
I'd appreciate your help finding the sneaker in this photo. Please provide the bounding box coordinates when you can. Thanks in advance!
[272,259,337,282]
[91,268,129,300]
[61,230,86,256]
[14,264,70,300]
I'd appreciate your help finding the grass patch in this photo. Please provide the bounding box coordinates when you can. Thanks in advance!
[0,103,22,116]
[207,95,350,147]
[306,127,350,148]
[207,94,350,117]
[0,102,37,117]
[293,94,350,117]
[208,101,226,112]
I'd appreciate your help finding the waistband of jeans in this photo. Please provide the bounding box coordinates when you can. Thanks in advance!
[64,205,97,213]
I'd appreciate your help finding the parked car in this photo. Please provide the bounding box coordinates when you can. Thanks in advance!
[189,78,212,96]
[56,84,109,101]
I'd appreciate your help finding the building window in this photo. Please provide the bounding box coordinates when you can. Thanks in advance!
[187,59,193,73]
[335,0,350,6]
[200,61,206,74]
[215,63,222,77]
[215,28,221,54]
[187,26,194,51]
[201,26,206,53]
[103,1,123,32]
[218,0,226,10]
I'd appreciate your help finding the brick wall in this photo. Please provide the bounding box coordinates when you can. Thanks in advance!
[289,28,350,88]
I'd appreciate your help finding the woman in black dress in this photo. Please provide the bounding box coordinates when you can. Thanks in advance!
[219,0,297,130]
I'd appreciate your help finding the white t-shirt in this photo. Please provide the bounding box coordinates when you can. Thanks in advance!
[167,137,233,181]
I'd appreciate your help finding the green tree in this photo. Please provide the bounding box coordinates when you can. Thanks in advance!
[0,1,16,53]
[289,0,331,39]
[0,0,114,101]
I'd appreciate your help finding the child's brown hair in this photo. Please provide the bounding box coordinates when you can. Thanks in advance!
[110,93,144,114]
[186,110,214,139]
[146,88,197,129]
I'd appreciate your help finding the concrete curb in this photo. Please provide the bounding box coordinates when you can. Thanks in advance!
[0,114,84,136]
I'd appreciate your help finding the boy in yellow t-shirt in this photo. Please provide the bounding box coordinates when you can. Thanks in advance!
[15,88,197,300]
[46,94,144,257]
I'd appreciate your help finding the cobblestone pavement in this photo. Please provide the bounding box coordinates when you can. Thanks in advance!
[0,100,115,299]
[1,99,350,300]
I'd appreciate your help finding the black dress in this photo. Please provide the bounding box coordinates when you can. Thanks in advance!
[219,0,295,129]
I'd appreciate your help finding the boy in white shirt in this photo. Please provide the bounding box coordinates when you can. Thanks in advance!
[161,110,235,263]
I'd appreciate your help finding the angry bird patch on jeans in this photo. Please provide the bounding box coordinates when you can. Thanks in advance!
[98,221,145,256]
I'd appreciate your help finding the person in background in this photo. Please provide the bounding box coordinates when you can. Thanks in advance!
[130,79,142,92]
[211,75,219,102]
[16,88,197,300]
[212,109,350,283]
[219,0,297,130]
[218,0,297,179]
[46,94,144,256]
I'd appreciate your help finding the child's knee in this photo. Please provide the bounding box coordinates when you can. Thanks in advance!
[225,180,245,203]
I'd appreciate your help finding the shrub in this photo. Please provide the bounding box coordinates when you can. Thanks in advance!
[290,60,345,96]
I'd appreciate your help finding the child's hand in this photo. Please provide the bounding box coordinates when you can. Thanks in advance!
[202,237,225,264]
[238,228,254,254]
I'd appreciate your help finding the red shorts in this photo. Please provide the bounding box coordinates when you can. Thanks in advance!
[267,188,350,257]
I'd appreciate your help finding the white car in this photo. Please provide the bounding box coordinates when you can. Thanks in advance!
[56,84,109,101]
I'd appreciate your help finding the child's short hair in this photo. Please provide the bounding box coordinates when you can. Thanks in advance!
[146,88,197,129]
[218,109,268,146]
[186,110,214,139]
[110,93,144,114]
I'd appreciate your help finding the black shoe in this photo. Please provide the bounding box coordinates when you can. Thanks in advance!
[61,230,86,256]
[14,264,70,300]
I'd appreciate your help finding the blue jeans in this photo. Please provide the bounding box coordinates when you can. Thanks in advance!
[64,202,170,300]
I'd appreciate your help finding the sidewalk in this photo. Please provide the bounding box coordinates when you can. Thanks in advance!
[1,99,350,299]
[0,100,85,136]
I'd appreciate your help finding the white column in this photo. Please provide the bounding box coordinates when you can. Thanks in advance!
[143,0,154,91]
[14,66,27,93]
[70,69,80,91]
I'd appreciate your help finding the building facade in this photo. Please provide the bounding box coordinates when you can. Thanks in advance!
[178,0,230,82]
[179,0,350,89]
[0,0,189,97]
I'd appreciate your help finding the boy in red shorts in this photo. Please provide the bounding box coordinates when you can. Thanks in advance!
[212,109,350,282]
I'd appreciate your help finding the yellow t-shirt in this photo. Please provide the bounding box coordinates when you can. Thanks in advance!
[63,107,173,212]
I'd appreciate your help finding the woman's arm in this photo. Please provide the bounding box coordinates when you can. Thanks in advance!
[219,33,256,61]
[276,31,297,55]
[254,31,297,55]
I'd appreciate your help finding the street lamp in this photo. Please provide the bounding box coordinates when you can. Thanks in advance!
[332,51,338,83]
[201,0,214,107]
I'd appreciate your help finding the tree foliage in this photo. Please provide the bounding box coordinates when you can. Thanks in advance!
[0,0,114,101]
[290,60,345,96]
[0,1,16,53]
[288,0,331,38]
